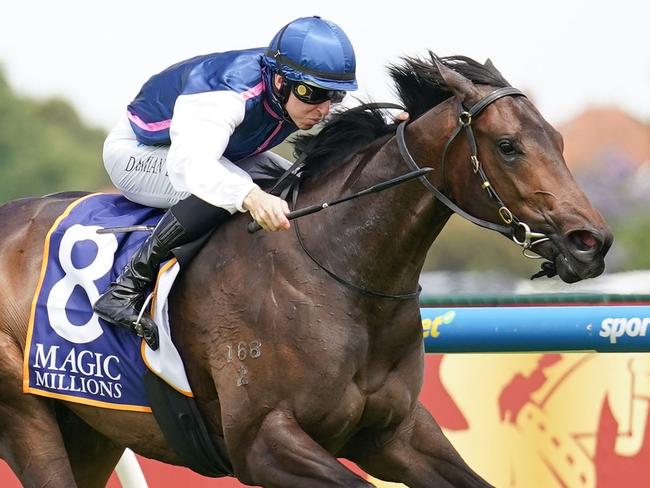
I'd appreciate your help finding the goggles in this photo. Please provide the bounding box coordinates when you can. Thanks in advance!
[290,82,346,104]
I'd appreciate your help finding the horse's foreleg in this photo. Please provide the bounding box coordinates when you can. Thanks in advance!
[236,409,374,488]
[346,402,493,488]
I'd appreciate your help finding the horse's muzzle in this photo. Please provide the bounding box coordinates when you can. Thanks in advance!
[550,227,613,283]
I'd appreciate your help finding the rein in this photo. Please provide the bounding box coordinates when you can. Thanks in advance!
[396,87,550,258]
[291,184,422,301]
[264,90,556,299]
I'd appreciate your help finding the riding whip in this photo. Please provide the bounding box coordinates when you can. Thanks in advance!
[247,167,433,233]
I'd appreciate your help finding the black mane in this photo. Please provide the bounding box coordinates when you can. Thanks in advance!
[293,106,396,179]
[256,52,511,184]
[389,53,510,120]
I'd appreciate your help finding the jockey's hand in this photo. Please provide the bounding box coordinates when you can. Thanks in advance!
[243,187,290,232]
[395,111,410,122]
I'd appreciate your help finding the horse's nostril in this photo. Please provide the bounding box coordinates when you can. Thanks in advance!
[568,230,599,252]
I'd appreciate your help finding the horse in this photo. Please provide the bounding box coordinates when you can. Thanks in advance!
[0,53,612,487]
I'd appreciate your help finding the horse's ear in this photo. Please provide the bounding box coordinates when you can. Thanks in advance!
[484,58,505,79]
[434,58,481,105]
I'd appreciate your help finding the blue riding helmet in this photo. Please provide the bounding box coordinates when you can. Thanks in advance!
[264,16,358,92]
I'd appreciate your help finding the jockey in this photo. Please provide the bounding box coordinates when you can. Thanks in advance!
[93,16,358,349]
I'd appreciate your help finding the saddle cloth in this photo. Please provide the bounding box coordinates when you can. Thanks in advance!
[23,193,192,412]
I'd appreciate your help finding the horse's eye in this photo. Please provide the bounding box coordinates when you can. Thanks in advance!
[498,140,516,156]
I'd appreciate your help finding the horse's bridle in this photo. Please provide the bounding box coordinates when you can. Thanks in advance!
[396,86,549,258]
[287,88,553,300]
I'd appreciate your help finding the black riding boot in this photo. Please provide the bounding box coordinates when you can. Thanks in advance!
[93,210,189,349]
[93,196,232,350]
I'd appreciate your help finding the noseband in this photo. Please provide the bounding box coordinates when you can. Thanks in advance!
[396,87,549,258]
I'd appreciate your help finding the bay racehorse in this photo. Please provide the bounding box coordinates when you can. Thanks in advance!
[0,53,612,487]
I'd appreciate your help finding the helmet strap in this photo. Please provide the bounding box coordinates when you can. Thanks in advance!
[277,76,291,106]
[272,73,292,120]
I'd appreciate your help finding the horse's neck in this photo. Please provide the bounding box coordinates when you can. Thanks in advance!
[298,104,456,299]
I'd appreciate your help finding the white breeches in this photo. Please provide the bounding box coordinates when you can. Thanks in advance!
[103,115,291,209]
